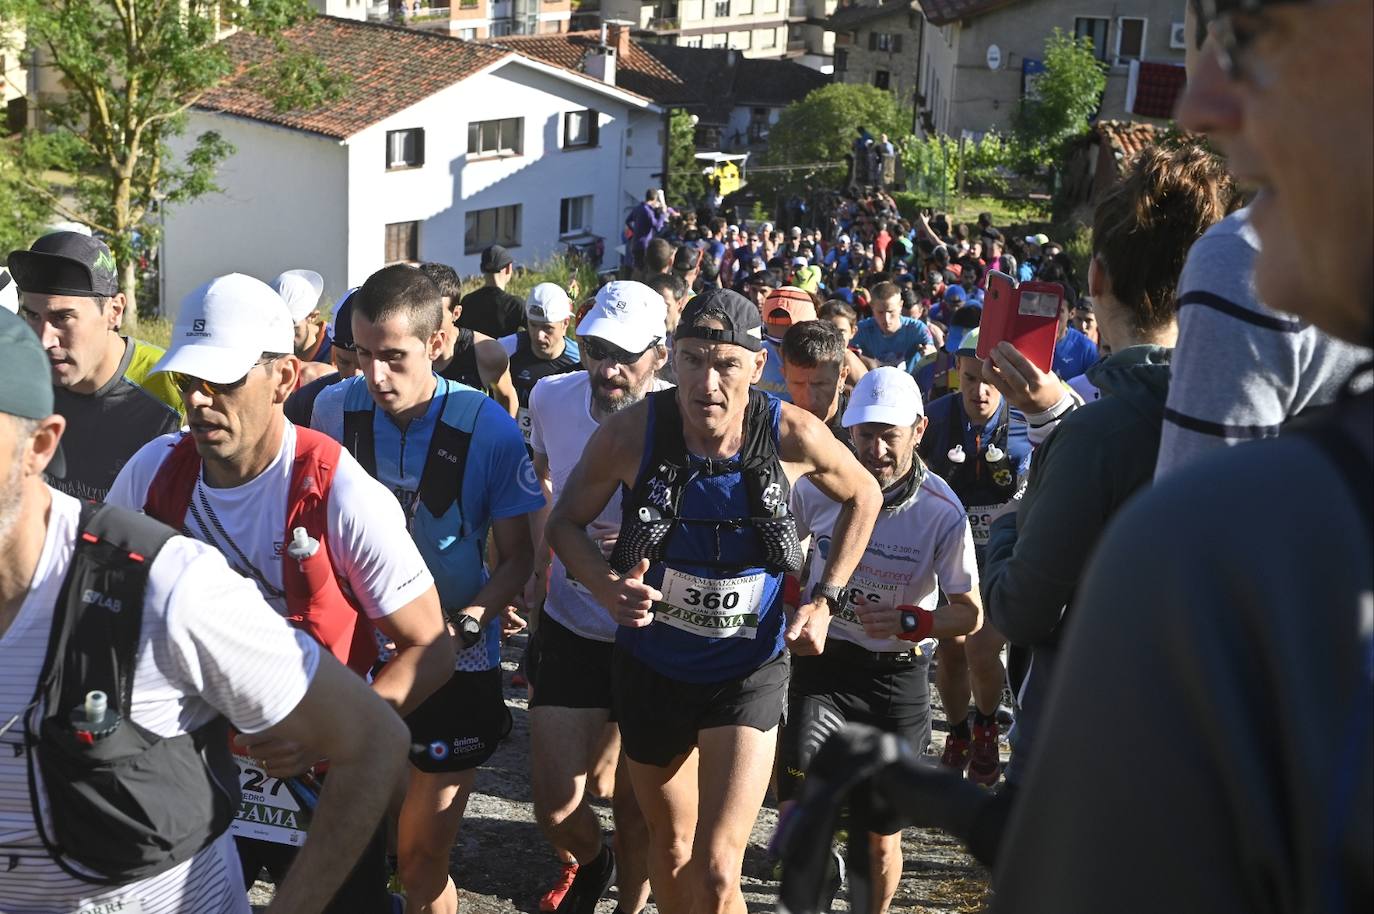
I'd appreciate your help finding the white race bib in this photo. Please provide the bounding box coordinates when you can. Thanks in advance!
[229,758,312,846]
[72,900,145,914]
[657,568,766,639]
[834,573,901,639]
[517,406,532,444]
[966,503,1009,546]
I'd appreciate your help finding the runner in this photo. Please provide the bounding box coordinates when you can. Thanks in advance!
[780,319,852,445]
[546,288,882,914]
[311,264,543,914]
[851,282,934,373]
[0,307,414,914]
[919,329,1031,787]
[9,231,181,499]
[779,367,982,914]
[284,288,362,428]
[498,283,582,449]
[104,272,453,911]
[271,269,336,387]
[420,261,518,417]
[525,281,669,914]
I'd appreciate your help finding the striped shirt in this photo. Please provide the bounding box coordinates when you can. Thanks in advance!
[0,489,320,913]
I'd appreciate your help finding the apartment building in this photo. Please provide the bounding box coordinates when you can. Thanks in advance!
[338,0,573,38]
[597,0,839,62]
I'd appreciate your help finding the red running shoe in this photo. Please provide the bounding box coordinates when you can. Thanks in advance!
[539,863,578,912]
[940,734,971,773]
[967,723,1001,787]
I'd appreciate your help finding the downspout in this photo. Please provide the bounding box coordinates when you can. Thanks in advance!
[912,9,926,137]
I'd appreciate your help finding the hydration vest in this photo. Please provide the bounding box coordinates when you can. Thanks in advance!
[612,387,803,576]
[925,398,1019,507]
[17,502,238,884]
[439,327,484,392]
[142,428,378,677]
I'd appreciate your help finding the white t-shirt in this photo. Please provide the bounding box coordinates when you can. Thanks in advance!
[1068,372,1102,405]
[0,489,322,914]
[791,468,979,653]
[527,371,671,641]
[106,422,434,622]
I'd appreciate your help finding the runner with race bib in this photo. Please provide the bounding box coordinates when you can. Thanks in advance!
[498,283,581,451]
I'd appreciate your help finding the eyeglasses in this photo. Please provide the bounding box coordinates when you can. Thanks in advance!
[1191,0,1281,81]
[582,337,657,365]
[169,356,278,399]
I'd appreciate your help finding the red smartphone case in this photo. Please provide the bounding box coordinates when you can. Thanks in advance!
[977,271,1063,374]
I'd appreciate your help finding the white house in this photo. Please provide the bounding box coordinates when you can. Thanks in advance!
[161,15,662,314]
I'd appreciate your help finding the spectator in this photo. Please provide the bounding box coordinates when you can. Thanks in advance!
[625,188,668,272]
[457,244,524,339]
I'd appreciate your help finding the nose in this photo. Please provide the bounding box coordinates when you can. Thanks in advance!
[182,385,214,411]
[364,357,388,389]
[38,320,61,351]
[1175,35,1243,138]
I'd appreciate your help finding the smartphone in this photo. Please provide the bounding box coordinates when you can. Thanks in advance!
[977,271,1063,374]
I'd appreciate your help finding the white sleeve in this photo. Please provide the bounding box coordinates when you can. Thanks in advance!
[154,538,321,735]
[934,507,978,598]
[498,334,518,358]
[324,449,435,620]
[788,476,820,542]
[104,433,180,511]
[528,377,549,457]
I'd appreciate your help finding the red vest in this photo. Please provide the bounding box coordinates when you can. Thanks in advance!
[142,428,378,677]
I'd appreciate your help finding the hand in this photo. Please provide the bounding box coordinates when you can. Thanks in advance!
[785,598,831,656]
[981,341,1065,414]
[501,605,527,639]
[604,558,661,628]
[854,602,901,640]
[519,571,547,615]
[233,733,318,779]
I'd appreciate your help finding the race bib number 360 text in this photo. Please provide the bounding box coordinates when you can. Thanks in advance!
[657,569,766,639]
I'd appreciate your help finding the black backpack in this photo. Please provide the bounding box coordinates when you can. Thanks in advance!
[20,501,238,884]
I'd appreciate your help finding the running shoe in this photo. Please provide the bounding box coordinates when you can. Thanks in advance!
[556,845,616,914]
[940,734,971,773]
[540,862,578,912]
[967,723,1001,787]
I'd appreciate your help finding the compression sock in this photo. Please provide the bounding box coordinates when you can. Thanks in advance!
[949,719,971,741]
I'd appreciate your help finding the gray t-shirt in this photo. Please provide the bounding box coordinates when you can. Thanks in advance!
[48,338,180,500]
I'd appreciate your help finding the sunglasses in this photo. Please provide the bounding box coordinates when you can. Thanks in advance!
[1191,0,1284,80]
[168,356,278,399]
[582,337,657,364]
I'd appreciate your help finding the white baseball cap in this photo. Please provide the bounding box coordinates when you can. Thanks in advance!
[842,366,924,428]
[576,281,666,353]
[271,269,325,323]
[526,283,572,323]
[0,268,17,314]
[154,273,294,383]
[839,234,851,244]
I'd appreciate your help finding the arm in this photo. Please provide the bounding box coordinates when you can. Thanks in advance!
[520,449,554,610]
[369,588,453,717]
[854,588,982,640]
[458,513,534,627]
[476,338,518,418]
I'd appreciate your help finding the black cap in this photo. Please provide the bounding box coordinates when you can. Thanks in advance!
[480,244,513,273]
[746,269,781,289]
[8,231,119,298]
[676,288,763,352]
[332,288,358,350]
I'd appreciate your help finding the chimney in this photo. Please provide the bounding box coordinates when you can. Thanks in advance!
[605,19,632,58]
[585,42,618,85]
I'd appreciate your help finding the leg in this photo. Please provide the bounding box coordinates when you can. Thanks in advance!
[588,722,621,801]
[397,766,477,914]
[688,724,779,914]
[934,637,971,772]
[868,832,903,914]
[530,706,613,864]
[611,750,652,914]
[965,623,1008,717]
[625,749,700,914]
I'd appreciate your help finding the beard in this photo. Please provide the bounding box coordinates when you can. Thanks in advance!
[0,449,26,546]
[866,449,914,491]
[591,373,654,415]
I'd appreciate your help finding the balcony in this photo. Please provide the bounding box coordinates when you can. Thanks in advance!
[367,2,454,23]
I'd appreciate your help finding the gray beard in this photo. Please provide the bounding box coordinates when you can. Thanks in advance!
[591,376,654,416]
[0,459,24,546]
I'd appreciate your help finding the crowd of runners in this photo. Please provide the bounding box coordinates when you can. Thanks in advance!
[0,1,1369,912]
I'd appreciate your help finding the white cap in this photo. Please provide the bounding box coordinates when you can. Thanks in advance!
[790,226,802,236]
[790,256,807,267]
[728,224,739,233]
[271,269,325,323]
[842,366,924,428]
[762,222,773,234]
[525,282,572,323]
[839,234,851,244]
[0,268,17,314]
[576,281,666,353]
[154,273,294,383]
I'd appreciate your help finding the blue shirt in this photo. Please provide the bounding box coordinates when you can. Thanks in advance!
[852,316,934,374]
[1053,326,1100,381]
[755,337,791,403]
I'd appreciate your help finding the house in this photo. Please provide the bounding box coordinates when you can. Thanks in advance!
[829,0,1186,138]
[1058,119,1164,218]
[0,23,27,132]
[597,0,835,63]
[160,15,662,314]
[329,0,574,39]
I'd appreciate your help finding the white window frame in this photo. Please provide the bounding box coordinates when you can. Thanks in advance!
[559,194,594,236]
[386,128,424,170]
[1074,16,1110,61]
[465,204,522,254]
[467,117,524,157]
[1114,16,1147,64]
[563,109,599,149]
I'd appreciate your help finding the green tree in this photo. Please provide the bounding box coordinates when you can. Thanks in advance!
[665,108,708,209]
[0,136,52,258]
[755,83,910,199]
[1012,28,1107,172]
[0,0,343,327]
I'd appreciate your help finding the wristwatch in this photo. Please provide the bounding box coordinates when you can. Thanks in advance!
[810,582,847,615]
[900,610,920,634]
[455,613,482,648]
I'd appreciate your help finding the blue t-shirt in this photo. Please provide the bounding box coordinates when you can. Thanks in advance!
[316,374,545,670]
[755,337,791,403]
[1053,326,1100,382]
[852,316,934,373]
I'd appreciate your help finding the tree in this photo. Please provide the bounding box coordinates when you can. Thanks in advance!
[0,136,53,258]
[1012,28,1107,172]
[665,108,708,210]
[0,0,343,328]
[754,83,910,199]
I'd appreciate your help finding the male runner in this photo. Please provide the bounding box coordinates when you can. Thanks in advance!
[312,264,542,914]
[498,283,582,449]
[0,309,414,914]
[271,268,336,387]
[780,366,982,914]
[547,288,881,914]
[420,262,517,417]
[920,329,1031,786]
[525,282,668,914]
[781,320,852,444]
[105,273,453,910]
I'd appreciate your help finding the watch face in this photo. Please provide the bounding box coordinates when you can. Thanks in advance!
[901,611,918,632]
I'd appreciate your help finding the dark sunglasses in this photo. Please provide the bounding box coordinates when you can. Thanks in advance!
[1191,0,1285,79]
[169,356,278,399]
[582,337,657,364]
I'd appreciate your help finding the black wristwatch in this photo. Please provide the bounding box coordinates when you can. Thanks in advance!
[810,582,847,615]
[900,610,920,634]
[455,613,482,648]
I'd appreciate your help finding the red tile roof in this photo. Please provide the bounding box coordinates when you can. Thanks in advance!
[197,17,515,139]
[480,31,690,104]
[919,0,1023,26]
[1095,119,1163,160]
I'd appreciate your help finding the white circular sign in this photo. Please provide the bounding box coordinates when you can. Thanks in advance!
[987,44,1002,70]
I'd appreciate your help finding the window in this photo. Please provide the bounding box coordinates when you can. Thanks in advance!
[714,0,729,16]
[737,0,752,12]
[761,0,778,11]
[729,29,752,48]
[459,27,478,38]
[563,109,600,148]
[385,221,419,264]
[835,48,849,72]
[386,128,424,170]
[758,26,777,48]
[1074,16,1110,61]
[467,117,524,156]
[683,35,704,47]
[465,204,521,254]
[873,69,890,90]
[559,195,594,235]
[748,107,770,143]
[1115,17,1146,62]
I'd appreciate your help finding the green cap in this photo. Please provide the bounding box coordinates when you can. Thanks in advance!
[0,308,54,420]
[956,327,981,358]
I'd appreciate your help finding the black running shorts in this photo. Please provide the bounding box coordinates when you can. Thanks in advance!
[613,647,789,768]
[530,614,616,711]
[776,639,932,819]
[406,667,512,773]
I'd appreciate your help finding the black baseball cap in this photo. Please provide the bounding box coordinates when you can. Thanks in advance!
[332,288,359,350]
[8,231,119,298]
[746,270,781,290]
[0,308,65,477]
[480,244,513,273]
[676,288,763,352]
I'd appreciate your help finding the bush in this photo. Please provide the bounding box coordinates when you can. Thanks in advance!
[899,132,1017,199]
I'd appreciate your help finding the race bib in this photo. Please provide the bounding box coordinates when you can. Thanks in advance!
[229,758,312,846]
[656,568,766,639]
[967,503,1008,546]
[834,572,902,639]
[72,901,144,914]
[517,406,532,444]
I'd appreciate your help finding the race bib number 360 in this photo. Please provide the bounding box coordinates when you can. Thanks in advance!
[657,569,766,639]
[229,758,311,846]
